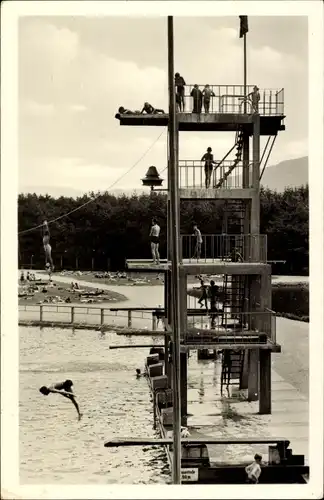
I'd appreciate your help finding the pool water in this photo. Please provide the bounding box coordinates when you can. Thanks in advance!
[20,326,169,484]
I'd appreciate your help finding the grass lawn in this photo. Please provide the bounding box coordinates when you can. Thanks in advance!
[18,278,127,305]
[54,270,204,287]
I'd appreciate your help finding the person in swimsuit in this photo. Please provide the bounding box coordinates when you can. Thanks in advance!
[141,102,165,115]
[193,224,203,260]
[209,280,221,328]
[42,220,54,271]
[202,84,215,113]
[247,86,260,113]
[201,147,216,188]
[190,84,203,114]
[175,72,186,111]
[39,379,82,420]
[245,453,262,483]
[150,218,161,265]
[198,278,208,310]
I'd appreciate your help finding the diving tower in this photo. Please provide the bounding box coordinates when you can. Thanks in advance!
[117,80,285,417]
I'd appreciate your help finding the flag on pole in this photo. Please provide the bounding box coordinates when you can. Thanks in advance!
[239,16,248,38]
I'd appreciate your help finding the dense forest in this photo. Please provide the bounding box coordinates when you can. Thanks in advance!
[18,186,309,275]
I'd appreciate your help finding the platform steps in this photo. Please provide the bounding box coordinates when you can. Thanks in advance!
[221,274,247,327]
[220,349,245,394]
[215,130,244,188]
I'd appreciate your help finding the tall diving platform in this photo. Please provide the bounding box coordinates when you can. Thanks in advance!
[119,82,285,416]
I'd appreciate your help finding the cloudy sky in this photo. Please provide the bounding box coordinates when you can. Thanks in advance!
[18,15,308,197]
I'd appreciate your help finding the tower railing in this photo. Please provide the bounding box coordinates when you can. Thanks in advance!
[177,85,284,115]
[180,234,267,263]
[182,310,276,344]
[179,160,253,189]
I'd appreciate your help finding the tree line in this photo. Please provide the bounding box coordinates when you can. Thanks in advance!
[18,185,309,275]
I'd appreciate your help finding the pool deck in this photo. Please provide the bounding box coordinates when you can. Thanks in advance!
[181,354,308,463]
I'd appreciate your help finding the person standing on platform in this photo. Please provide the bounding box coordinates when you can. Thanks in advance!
[150,218,161,265]
[192,224,203,260]
[247,86,260,113]
[198,278,208,310]
[208,280,220,328]
[190,84,203,114]
[175,72,186,111]
[201,147,216,188]
[202,84,215,113]
[245,454,262,483]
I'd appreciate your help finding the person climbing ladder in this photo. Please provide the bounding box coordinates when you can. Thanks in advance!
[42,220,54,271]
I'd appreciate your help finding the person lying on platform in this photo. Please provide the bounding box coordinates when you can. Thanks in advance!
[118,106,134,115]
[245,454,262,483]
[201,147,216,189]
[39,379,82,420]
[136,369,148,378]
[202,84,215,113]
[141,102,165,115]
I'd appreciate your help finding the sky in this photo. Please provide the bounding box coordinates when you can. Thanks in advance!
[18,15,308,197]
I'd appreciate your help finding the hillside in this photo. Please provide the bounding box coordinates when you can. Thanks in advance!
[19,157,309,198]
[261,156,308,192]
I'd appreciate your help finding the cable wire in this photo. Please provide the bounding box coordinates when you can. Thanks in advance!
[18,129,166,235]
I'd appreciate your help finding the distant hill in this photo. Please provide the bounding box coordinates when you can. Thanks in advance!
[261,156,308,192]
[20,156,308,198]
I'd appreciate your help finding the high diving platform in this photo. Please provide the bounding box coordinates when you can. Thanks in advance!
[115,85,285,135]
[115,112,285,135]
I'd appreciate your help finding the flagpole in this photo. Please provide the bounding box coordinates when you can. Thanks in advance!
[167,15,182,485]
[243,32,247,113]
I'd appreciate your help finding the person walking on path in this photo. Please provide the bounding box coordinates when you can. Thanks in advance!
[150,218,161,265]
[201,147,216,188]
[202,84,215,113]
[39,379,82,420]
[190,84,203,114]
[192,224,203,260]
[245,454,262,483]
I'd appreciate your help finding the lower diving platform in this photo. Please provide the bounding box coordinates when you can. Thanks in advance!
[126,259,271,275]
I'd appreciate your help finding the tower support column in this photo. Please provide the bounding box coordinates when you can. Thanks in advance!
[247,348,259,401]
[259,349,271,414]
[251,114,260,261]
[180,351,188,418]
[240,349,249,389]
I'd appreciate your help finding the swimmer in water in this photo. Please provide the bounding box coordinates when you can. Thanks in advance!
[136,369,148,378]
[39,379,82,420]
[42,220,54,272]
